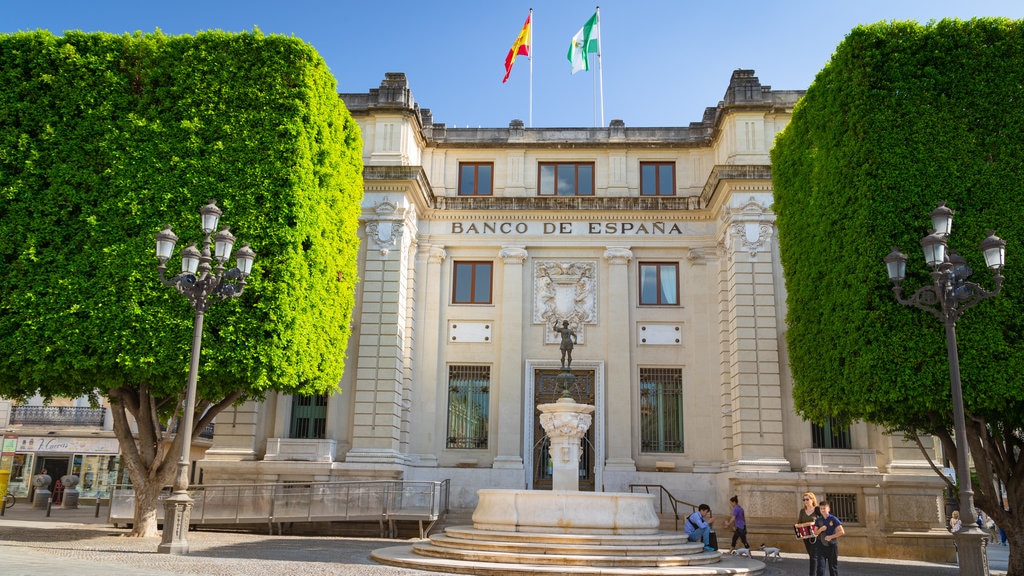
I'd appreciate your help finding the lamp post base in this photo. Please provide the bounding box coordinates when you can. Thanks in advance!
[157,491,194,555]
[953,527,990,576]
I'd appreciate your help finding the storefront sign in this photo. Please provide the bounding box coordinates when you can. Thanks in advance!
[15,436,120,454]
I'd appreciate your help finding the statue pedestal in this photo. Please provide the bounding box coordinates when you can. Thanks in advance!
[32,489,51,509]
[61,489,80,509]
[537,393,595,492]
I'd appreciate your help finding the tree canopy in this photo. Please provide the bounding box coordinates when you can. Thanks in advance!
[772,17,1024,568]
[0,29,362,405]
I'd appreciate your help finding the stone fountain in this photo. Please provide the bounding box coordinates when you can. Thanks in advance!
[371,322,764,575]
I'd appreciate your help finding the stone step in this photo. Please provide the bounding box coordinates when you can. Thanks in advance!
[372,544,767,575]
[427,532,702,557]
[443,525,692,547]
[411,541,721,567]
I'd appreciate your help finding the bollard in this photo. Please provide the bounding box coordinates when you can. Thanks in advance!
[95,497,101,518]
[46,496,52,517]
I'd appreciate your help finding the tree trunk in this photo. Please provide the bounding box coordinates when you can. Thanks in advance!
[131,479,164,537]
[106,384,245,537]
[1008,528,1022,576]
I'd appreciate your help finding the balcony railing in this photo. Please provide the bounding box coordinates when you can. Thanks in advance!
[10,406,105,427]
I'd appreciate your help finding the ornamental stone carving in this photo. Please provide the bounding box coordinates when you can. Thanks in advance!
[364,197,406,257]
[725,196,775,259]
[533,260,597,344]
[539,411,593,440]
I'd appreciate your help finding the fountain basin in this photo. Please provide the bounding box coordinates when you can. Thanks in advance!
[472,488,660,534]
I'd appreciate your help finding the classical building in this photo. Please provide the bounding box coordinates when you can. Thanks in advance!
[199,70,950,559]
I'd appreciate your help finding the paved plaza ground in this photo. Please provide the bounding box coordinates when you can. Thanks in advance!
[0,503,1009,575]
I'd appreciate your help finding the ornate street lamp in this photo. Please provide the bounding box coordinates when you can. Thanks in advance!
[884,202,1005,576]
[154,200,255,554]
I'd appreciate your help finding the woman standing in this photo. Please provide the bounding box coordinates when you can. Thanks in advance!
[798,492,820,576]
[949,510,962,533]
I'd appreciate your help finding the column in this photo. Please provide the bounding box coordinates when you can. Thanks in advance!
[407,244,446,467]
[494,245,528,469]
[603,246,636,471]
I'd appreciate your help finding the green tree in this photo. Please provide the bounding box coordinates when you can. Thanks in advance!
[773,18,1024,573]
[0,30,362,536]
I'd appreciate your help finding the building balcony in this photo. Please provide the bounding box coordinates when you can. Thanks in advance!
[9,406,105,427]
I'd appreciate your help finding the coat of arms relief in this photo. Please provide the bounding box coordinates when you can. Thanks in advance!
[533,260,598,344]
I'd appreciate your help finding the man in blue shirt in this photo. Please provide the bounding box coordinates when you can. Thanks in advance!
[813,500,845,576]
[684,503,716,551]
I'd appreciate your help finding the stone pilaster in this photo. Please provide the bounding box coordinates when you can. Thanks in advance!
[721,198,789,471]
[602,246,636,471]
[345,198,412,469]
[494,246,528,469]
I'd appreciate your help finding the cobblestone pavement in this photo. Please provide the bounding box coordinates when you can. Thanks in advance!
[0,505,1009,575]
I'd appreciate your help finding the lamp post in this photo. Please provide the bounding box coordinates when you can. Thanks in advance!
[884,202,1005,576]
[154,200,255,555]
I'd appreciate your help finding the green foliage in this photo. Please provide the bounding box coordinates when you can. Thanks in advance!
[0,30,363,407]
[772,18,1024,432]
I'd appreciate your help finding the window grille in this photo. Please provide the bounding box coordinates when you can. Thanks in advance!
[812,417,852,449]
[291,393,328,439]
[824,492,859,523]
[447,365,490,449]
[639,368,684,453]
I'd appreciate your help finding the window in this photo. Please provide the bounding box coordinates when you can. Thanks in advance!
[539,162,594,196]
[812,417,852,449]
[453,261,493,304]
[459,163,493,196]
[639,368,684,453]
[290,393,328,439]
[447,365,490,449]
[639,262,679,305]
[641,162,675,196]
[824,493,859,523]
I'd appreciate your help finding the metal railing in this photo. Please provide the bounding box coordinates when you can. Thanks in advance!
[109,479,450,538]
[629,483,699,531]
[10,406,105,427]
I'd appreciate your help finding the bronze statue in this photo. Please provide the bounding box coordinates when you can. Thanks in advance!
[553,320,577,369]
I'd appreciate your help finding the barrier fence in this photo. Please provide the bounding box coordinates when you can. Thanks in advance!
[109,479,450,538]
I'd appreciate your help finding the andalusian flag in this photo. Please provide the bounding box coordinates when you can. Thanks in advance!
[503,12,532,83]
[568,11,599,74]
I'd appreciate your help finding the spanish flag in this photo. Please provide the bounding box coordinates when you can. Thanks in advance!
[503,11,532,83]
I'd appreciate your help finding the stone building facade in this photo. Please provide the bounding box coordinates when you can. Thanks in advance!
[199,70,951,559]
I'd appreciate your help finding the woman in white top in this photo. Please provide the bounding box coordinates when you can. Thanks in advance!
[949,510,962,532]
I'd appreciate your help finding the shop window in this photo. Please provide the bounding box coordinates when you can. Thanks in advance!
[446,365,490,449]
[452,261,493,304]
[812,417,851,449]
[639,367,684,453]
[639,262,679,305]
[459,163,493,196]
[290,393,328,439]
[538,162,594,196]
[641,162,675,196]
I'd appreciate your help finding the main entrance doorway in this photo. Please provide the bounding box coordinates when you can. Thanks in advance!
[532,369,596,491]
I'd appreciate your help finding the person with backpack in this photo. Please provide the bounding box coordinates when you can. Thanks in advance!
[684,503,716,552]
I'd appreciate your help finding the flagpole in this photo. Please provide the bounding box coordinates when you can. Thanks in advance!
[596,6,604,127]
[529,8,533,128]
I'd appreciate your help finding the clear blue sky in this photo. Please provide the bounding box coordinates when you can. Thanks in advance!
[3,0,1024,128]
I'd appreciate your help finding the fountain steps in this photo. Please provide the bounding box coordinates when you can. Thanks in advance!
[443,525,694,547]
[412,530,716,567]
